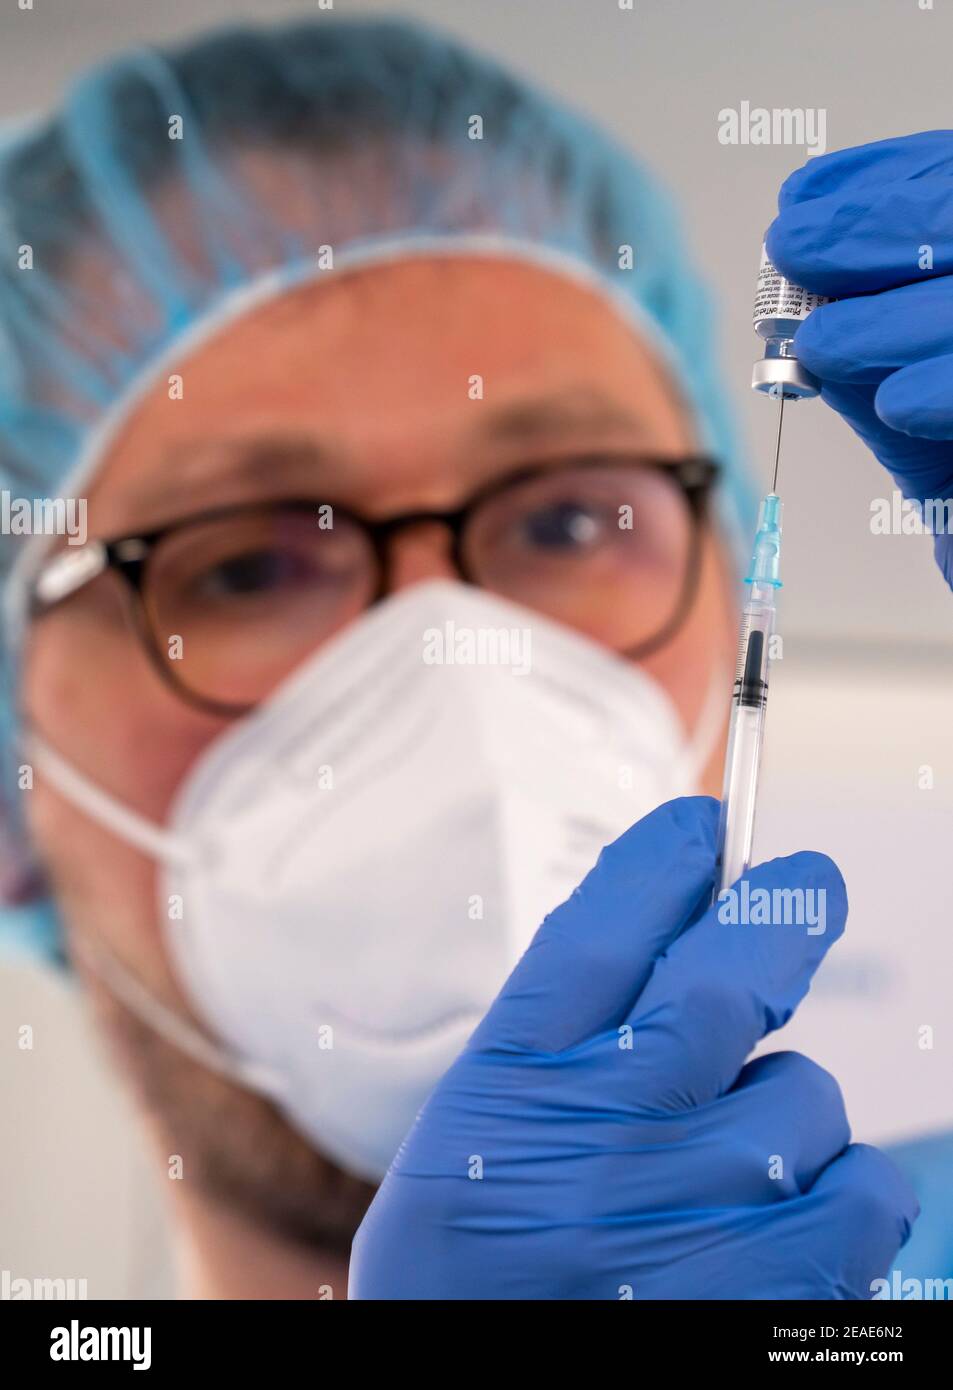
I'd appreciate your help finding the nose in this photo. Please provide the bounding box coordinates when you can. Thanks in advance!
[386,521,460,593]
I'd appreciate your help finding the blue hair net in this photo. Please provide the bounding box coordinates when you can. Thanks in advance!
[0,16,752,961]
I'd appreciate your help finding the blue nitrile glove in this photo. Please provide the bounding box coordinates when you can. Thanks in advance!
[766,131,953,590]
[350,797,917,1300]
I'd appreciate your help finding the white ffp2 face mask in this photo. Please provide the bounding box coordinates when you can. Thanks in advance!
[32,580,722,1181]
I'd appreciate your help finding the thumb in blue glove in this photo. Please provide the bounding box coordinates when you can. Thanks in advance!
[350,797,917,1299]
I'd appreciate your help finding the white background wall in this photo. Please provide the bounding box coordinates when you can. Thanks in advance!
[2,0,952,1298]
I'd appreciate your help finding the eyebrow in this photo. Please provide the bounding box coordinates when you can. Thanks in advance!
[476,389,659,446]
[117,389,661,527]
[123,436,338,522]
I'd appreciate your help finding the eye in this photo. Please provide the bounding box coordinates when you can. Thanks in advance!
[193,546,319,599]
[517,499,608,551]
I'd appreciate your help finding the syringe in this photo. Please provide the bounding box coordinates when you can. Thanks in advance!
[711,246,828,900]
[713,491,783,898]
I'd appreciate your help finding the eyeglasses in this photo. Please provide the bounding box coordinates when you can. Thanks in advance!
[30,453,719,715]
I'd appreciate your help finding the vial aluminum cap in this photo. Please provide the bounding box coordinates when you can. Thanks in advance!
[751,356,821,399]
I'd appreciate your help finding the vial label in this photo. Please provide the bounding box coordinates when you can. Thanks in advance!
[753,244,830,327]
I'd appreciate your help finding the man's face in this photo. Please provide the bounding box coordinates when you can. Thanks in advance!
[20,256,735,1249]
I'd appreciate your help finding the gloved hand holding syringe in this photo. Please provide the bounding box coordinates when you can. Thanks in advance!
[713,251,831,898]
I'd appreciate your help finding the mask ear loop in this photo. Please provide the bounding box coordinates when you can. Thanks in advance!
[26,731,284,1096]
[670,503,741,793]
[70,931,284,1098]
[673,658,731,793]
[27,733,199,867]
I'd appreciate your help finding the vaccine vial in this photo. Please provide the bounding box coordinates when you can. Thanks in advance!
[752,245,831,399]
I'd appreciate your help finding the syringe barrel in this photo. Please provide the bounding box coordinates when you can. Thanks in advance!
[733,597,775,703]
[715,700,766,894]
[713,597,776,897]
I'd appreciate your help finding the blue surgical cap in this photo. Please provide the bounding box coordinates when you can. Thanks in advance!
[0,16,752,960]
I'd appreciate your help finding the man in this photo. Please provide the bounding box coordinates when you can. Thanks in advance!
[0,17,948,1298]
